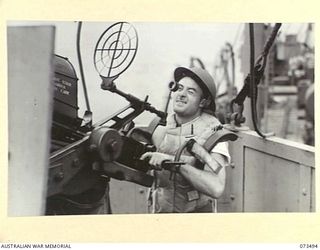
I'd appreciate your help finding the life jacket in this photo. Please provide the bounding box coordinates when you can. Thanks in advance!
[150,112,227,213]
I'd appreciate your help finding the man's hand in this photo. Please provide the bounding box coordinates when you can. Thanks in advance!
[140,152,174,170]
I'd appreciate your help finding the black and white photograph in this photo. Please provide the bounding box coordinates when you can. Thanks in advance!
[7,21,315,217]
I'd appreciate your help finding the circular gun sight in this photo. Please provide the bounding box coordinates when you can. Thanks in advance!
[93,22,138,79]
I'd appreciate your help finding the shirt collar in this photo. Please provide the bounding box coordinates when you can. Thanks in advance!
[167,113,202,128]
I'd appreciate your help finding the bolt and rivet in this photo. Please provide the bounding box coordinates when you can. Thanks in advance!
[73,158,80,167]
[302,188,307,196]
[139,189,144,194]
[92,161,100,171]
[54,171,64,182]
[89,144,97,151]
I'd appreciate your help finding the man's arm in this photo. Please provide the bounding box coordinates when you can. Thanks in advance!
[141,151,227,198]
[179,152,227,198]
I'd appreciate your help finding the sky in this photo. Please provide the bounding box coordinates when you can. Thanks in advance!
[52,21,244,125]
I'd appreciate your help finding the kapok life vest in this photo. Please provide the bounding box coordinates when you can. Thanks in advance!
[150,112,230,213]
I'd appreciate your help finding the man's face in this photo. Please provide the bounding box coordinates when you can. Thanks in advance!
[173,77,205,119]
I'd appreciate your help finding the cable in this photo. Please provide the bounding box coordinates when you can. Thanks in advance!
[225,42,235,95]
[262,23,282,58]
[76,21,91,112]
[248,23,265,138]
[249,23,280,138]
[172,171,177,213]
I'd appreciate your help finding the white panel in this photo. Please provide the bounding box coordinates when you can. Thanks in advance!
[109,179,148,214]
[8,26,55,216]
[244,148,301,212]
[299,164,312,212]
[220,130,315,212]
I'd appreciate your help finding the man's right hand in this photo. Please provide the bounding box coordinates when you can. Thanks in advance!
[140,152,174,170]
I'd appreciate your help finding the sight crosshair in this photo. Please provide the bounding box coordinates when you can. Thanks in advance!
[94,22,138,79]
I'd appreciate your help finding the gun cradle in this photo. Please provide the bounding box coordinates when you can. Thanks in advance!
[48,137,100,197]
[48,127,155,197]
[89,126,155,187]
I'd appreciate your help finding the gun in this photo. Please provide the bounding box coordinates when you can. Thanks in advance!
[48,55,166,199]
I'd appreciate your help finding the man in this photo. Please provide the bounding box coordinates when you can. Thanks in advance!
[141,66,230,213]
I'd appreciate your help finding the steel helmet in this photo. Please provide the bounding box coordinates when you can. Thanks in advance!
[174,66,217,112]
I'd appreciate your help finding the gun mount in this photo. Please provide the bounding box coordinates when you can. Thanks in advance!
[48,23,166,203]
